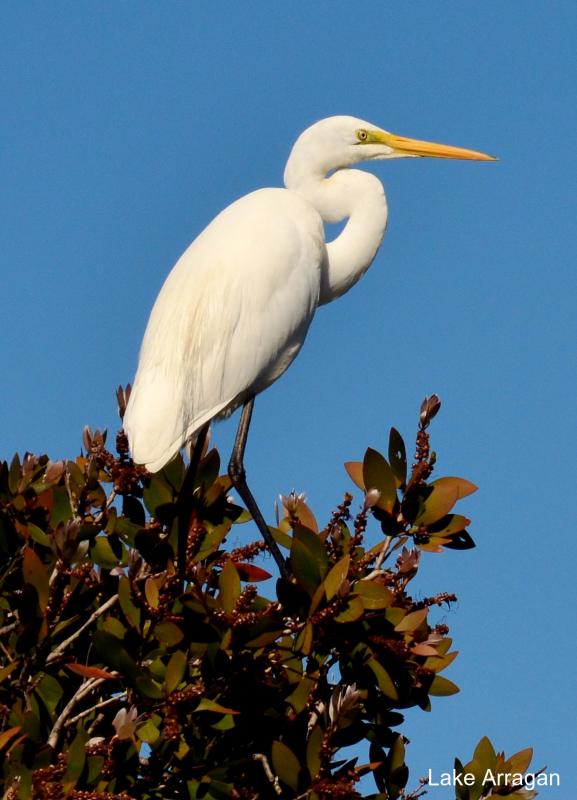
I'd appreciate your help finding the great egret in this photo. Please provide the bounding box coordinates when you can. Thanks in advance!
[124,115,494,576]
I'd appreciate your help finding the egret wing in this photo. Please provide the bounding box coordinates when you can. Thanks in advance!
[124,188,324,471]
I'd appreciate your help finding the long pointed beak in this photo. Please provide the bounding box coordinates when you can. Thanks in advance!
[375,130,496,161]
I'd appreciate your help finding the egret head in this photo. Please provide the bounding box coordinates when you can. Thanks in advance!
[284,115,495,188]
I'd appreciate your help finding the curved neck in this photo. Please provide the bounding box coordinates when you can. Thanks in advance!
[285,168,388,305]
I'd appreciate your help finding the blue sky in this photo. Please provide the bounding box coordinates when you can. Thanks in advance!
[1,1,575,795]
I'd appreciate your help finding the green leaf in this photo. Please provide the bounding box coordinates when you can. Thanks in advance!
[143,473,174,515]
[473,736,497,769]
[388,428,407,487]
[386,733,409,799]
[367,658,398,700]
[134,674,164,699]
[63,729,87,789]
[428,514,471,535]
[362,448,397,512]
[324,555,350,601]
[384,607,406,626]
[353,581,393,610]
[118,577,141,629]
[8,453,21,495]
[394,608,427,633]
[165,650,187,694]
[272,740,300,791]
[295,621,313,655]
[22,546,49,613]
[114,516,144,543]
[286,677,315,714]
[306,725,323,779]
[161,454,185,490]
[144,576,160,608]
[428,675,460,696]
[101,616,127,640]
[90,536,120,569]
[389,733,405,772]
[270,525,292,550]
[154,621,184,646]
[194,520,232,562]
[196,448,220,489]
[414,482,459,526]
[35,673,63,717]
[137,718,160,744]
[423,650,458,673]
[93,630,140,680]
[335,596,364,623]
[218,560,241,612]
[50,485,73,525]
[290,525,329,596]
[210,714,236,732]
[86,756,105,784]
[195,698,239,715]
[27,523,51,547]
[443,530,476,550]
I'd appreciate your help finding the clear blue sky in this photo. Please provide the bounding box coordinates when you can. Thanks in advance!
[1,1,575,795]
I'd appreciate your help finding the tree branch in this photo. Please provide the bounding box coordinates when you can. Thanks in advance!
[46,594,118,664]
[47,677,105,749]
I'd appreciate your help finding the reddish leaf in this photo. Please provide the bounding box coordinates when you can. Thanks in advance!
[235,563,272,582]
[411,643,439,657]
[0,726,22,752]
[430,476,478,499]
[66,663,117,680]
[344,461,365,490]
[291,495,318,533]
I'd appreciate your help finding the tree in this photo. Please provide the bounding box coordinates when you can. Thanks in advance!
[0,394,537,799]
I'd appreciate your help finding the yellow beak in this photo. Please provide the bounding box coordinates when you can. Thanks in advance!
[372,129,496,161]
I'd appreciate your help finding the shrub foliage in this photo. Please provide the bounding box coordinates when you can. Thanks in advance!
[0,396,536,799]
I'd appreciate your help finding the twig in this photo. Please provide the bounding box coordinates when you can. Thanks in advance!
[363,536,393,580]
[66,691,126,727]
[94,488,118,525]
[0,621,18,637]
[48,677,105,749]
[46,594,118,664]
[253,753,282,796]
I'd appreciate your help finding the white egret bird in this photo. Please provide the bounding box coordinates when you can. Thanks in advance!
[124,115,494,577]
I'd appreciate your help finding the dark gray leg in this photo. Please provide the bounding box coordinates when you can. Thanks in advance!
[228,397,290,580]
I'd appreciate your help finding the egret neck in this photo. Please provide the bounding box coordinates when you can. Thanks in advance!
[284,168,389,306]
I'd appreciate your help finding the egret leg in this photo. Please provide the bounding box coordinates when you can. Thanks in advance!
[177,422,210,584]
[228,398,290,580]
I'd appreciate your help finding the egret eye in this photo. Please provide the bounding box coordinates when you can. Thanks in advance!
[356,129,368,143]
